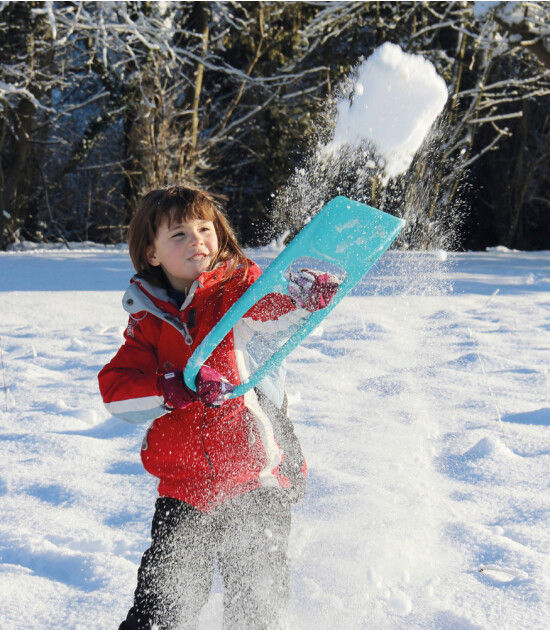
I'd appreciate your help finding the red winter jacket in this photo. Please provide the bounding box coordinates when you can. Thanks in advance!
[98,260,307,512]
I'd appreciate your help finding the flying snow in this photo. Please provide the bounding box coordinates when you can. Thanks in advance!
[328,42,448,179]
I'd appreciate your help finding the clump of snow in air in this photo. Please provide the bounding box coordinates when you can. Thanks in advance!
[327,42,448,179]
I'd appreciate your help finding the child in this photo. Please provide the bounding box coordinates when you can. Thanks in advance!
[98,185,339,630]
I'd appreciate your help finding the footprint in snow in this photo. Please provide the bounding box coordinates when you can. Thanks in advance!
[478,564,528,583]
[384,589,412,616]
[68,337,86,350]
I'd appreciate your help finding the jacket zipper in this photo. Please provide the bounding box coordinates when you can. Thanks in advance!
[182,306,213,500]
[181,321,193,345]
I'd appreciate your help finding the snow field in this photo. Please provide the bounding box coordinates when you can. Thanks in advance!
[0,248,549,629]
[0,287,156,628]
[427,287,550,630]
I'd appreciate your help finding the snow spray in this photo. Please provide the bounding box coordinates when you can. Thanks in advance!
[273,41,454,294]
[269,44,462,619]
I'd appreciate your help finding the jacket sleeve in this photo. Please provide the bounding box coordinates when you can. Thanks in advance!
[98,313,166,424]
[245,292,297,322]
[223,262,298,324]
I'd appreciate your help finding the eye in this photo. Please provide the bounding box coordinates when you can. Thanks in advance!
[172,231,185,238]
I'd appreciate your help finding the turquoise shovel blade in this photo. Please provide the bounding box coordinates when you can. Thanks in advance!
[184,196,405,398]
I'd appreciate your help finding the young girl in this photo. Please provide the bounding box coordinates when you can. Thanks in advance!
[98,185,339,630]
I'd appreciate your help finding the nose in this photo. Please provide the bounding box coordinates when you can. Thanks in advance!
[190,228,203,244]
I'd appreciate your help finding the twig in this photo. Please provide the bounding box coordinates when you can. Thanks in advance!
[484,288,499,308]
[36,159,71,250]
[468,328,507,447]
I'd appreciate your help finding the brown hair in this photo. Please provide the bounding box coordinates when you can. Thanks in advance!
[128,185,249,287]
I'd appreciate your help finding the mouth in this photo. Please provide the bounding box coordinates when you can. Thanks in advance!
[188,253,209,261]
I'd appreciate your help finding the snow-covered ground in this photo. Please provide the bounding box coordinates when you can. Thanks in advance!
[0,246,549,630]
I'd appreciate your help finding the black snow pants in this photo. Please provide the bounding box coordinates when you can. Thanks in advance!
[118,488,292,630]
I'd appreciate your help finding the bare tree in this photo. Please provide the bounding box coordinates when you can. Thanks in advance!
[0,1,548,250]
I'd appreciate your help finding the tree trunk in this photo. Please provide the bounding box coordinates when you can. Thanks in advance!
[506,102,528,247]
[190,5,210,155]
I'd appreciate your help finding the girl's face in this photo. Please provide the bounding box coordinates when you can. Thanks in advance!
[147,214,219,292]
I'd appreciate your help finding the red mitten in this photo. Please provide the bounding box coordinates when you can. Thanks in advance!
[288,268,341,312]
[196,365,235,407]
[161,366,234,410]
[161,369,196,410]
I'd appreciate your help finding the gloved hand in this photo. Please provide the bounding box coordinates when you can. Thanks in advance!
[161,366,234,410]
[288,268,341,312]
[195,365,235,407]
[161,369,196,410]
